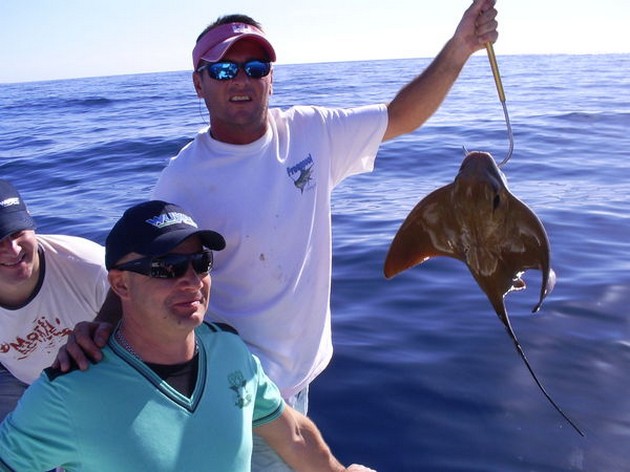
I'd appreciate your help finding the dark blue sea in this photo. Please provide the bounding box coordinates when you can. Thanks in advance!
[2,54,630,471]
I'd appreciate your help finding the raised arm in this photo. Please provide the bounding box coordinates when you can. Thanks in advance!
[255,406,376,472]
[383,0,498,141]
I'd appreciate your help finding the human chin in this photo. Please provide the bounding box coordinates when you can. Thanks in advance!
[171,297,207,325]
[0,252,34,280]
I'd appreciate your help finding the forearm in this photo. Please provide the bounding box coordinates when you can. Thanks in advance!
[285,416,345,472]
[256,408,346,472]
[95,289,122,324]
[52,288,118,372]
[384,37,468,141]
[383,0,497,141]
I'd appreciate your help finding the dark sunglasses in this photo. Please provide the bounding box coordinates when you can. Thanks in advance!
[197,60,271,81]
[112,250,213,279]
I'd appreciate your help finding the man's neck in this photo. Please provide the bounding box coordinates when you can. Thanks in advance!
[209,120,268,145]
[116,323,197,365]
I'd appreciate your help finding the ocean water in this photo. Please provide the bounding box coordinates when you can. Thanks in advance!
[2,53,630,471]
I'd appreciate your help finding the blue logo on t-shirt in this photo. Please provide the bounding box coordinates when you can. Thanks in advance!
[287,154,315,194]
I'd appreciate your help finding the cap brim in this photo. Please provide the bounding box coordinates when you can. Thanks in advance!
[0,213,36,241]
[199,34,276,64]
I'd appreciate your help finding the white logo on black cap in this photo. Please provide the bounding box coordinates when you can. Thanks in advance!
[0,197,20,208]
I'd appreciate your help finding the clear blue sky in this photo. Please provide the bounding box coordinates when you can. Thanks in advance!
[1,0,628,83]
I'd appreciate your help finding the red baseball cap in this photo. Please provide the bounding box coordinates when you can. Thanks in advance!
[192,22,276,69]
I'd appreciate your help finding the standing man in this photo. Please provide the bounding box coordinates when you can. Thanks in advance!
[0,200,374,471]
[166,0,498,403]
[0,179,109,420]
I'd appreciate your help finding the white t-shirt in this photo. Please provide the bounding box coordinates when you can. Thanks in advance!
[0,234,109,384]
[153,104,388,398]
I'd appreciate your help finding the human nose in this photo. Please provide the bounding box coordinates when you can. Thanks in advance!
[229,70,246,83]
[179,263,207,286]
[230,66,253,83]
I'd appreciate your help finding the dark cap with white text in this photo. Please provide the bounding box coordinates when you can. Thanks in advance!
[0,179,36,241]
[105,200,225,269]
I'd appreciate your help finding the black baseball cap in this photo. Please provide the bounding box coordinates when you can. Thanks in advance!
[0,179,36,241]
[105,200,226,269]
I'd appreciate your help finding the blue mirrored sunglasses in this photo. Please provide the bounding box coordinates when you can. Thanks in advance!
[112,250,213,279]
[197,60,271,81]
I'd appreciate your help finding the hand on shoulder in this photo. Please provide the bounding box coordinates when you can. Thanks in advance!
[52,321,113,372]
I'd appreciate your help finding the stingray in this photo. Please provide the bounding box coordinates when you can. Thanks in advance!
[384,151,583,436]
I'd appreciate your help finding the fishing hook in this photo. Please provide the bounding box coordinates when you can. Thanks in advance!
[486,42,514,167]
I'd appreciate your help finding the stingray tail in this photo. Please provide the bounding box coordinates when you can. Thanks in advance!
[503,324,585,437]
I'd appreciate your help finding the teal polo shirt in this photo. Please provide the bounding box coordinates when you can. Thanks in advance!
[0,322,284,471]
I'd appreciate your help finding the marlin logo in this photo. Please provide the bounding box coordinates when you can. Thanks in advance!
[287,154,315,194]
[146,212,198,229]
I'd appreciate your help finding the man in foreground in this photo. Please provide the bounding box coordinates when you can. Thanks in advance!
[0,200,373,471]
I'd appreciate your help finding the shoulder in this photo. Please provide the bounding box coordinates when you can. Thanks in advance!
[43,350,106,381]
[270,105,327,122]
[168,128,208,162]
[269,105,388,168]
[197,321,244,348]
[38,235,107,287]
[42,345,117,384]
[197,322,254,364]
[271,104,386,126]
[43,363,82,382]
[202,320,239,335]
[37,234,105,261]
[153,132,209,198]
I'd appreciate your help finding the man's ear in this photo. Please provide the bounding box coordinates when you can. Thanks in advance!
[108,271,131,300]
[193,71,204,98]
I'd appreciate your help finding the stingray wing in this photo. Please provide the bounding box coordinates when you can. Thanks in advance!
[384,183,463,278]
[502,191,556,310]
